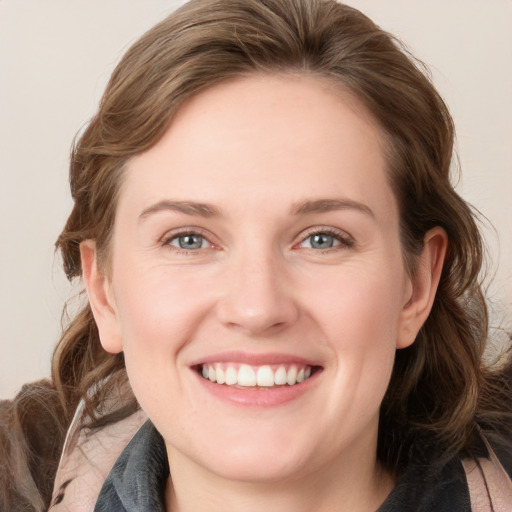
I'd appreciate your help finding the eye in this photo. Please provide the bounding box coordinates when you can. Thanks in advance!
[166,232,211,251]
[302,232,339,250]
[297,229,353,251]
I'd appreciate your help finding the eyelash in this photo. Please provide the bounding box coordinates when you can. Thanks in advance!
[296,227,354,252]
[160,227,354,255]
[160,228,216,254]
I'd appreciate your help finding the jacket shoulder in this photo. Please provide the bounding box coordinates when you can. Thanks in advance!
[49,401,146,511]
[0,379,66,511]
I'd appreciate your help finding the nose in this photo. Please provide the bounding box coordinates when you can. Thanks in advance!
[215,247,300,336]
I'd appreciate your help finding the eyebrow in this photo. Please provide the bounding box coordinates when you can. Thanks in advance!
[290,198,375,218]
[139,200,221,220]
[139,197,374,220]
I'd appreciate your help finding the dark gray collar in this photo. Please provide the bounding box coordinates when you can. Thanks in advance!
[94,419,471,512]
[94,420,169,512]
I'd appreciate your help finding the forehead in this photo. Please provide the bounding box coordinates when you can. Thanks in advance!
[120,74,396,223]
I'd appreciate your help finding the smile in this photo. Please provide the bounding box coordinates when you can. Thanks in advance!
[199,363,314,388]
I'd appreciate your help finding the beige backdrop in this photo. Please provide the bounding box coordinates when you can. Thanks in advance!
[1,0,511,398]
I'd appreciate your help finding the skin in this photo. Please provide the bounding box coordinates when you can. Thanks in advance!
[81,74,447,512]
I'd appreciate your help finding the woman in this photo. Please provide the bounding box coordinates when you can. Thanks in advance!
[1,0,511,510]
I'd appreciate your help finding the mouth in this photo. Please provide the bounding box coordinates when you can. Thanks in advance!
[195,362,322,389]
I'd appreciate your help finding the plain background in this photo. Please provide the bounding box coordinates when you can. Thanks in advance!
[1,0,511,398]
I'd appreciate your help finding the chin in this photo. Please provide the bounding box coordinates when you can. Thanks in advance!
[166,422,318,484]
[201,448,310,484]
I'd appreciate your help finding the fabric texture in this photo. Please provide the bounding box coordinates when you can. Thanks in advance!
[461,435,512,511]
[91,418,511,512]
[0,380,66,511]
[49,402,147,511]
[93,421,169,512]
[45,405,512,512]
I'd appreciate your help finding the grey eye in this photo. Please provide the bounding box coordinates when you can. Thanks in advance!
[307,233,339,249]
[297,226,354,252]
[172,234,206,250]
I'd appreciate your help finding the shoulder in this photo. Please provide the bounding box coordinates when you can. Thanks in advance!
[0,379,66,511]
[379,449,471,512]
[49,401,147,511]
[462,434,512,511]
[379,433,512,512]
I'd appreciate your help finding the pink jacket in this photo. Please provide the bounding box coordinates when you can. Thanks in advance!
[49,401,146,511]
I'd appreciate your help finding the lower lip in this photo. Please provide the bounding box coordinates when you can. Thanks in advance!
[193,370,320,407]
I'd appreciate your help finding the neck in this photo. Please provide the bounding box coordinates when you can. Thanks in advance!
[164,439,395,512]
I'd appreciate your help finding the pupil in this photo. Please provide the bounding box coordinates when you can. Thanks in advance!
[311,233,333,249]
[179,235,202,249]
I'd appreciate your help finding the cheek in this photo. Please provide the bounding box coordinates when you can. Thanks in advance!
[310,264,405,405]
[112,265,215,357]
[313,265,405,349]
[111,267,216,418]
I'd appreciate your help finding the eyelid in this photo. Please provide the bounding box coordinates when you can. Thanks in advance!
[159,225,354,253]
[295,226,355,249]
[160,226,219,251]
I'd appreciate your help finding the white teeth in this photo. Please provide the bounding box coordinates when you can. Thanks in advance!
[287,366,298,386]
[216,366,225,385]
[274,366,287,385]
[237,364,256,386]
[256,365,274,387]
[200,363,314,387]
[225,366,238,385]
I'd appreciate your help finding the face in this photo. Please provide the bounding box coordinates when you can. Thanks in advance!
[90,75,419,484]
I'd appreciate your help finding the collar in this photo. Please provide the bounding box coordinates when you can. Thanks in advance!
[94,420,470,512]
[94,420,169,512]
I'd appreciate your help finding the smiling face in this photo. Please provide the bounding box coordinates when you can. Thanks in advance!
[83,74,434,489]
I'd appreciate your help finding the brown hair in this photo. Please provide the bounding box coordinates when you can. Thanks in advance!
[3,0,510,509]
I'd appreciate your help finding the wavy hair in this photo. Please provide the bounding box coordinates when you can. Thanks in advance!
[3,0,510,509]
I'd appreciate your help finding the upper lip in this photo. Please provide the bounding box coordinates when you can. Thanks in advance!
[189,351,322,367]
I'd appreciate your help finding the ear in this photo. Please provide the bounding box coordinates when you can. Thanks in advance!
[397,227,448,349]
[80,240,123,354]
